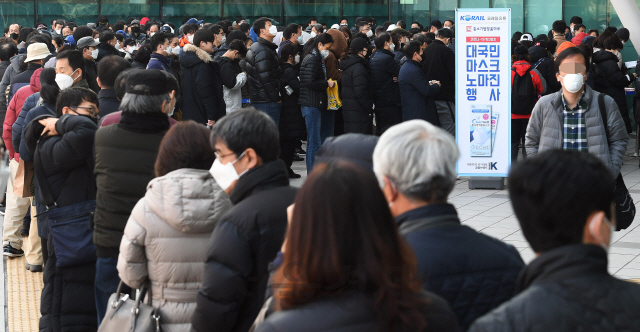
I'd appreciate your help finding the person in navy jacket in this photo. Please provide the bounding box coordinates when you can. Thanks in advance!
[146,32,172,72]
[398,41,440,126]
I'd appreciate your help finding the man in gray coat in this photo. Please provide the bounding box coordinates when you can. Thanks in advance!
[525,46,628,177]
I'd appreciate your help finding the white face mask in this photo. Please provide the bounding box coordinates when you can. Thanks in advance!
[310,31,317,38]
[298,35,304,44]
[55,69,77,90]
[294,54,300,64]
[622,40,626,45]
[94,38,100,44]
[115,43,121,50]
[320,49,330,59]
[91,48,99,59]
[389,43,395,52]
[366,30,373,38]
[589,215,615,253]
[55,30,61,34]
[171,46,180,55]
[188,35,194,43]
[164,45,172,54]
[220,36,226,44]
[150,32,156,37]
[127,46,137,54]
[559,73,585,93]
[209,151,247,190]
[269,25,277,36]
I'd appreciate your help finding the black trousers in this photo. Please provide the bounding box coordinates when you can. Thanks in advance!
[511,118,529,162]
[375,105,400,136]
[280,137,296,172]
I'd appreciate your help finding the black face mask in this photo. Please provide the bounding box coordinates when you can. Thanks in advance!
[10,33,18,40]
[131,27,140,33]
[79,114,99,125]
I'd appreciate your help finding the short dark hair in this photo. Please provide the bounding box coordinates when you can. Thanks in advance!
[357,21,369,31]
[0,41,18,61]
[228,39,247,56]
[209,24,223,36]
[194,29,215,49]
[403,40,422,58]
[99,31,116,43]
[183,23,199,35]
[150,32,170,52]
[114,69,131,100]
[19,27,35,43]
[552,20,567,34]
[39,68,60,105]
[306,17,317,25]
[554,46,590,73]
[133,45,151,65]
[570,16,583,25]
[573,24,586,32]
[155,121,216,177]
[284,23,300,40]
[508,150,614,252]
[279,42,297,63]
[55,87,98,117]
[397,20,406,29]
[588,29,599,37]
[604,35,623,50]
[315,32,333,47]
[56,50,85,77]
[412,33,429,46]
[210,108,280,162]
[375,32,391,49]
[73,25,93,44]
[253,17,270,36]
[98,55,131,88]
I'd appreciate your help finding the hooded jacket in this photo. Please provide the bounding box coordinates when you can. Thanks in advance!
[593,50,632,132]
[399,59,440,125]
[0,54,26,107]
[370,49,401,107]
[243,37,281,103]
[0,59,11,129]
[299,49,328,109]
[9,62,41,103]
[511,60,544,119]
[528,45,561,95]
[181,44,226,123]
[214,55,246,114]
[118,169,232,332]
[325,29,347,82]
[3,68,41,160]
[12,90,42,157]
[340,54,373,133]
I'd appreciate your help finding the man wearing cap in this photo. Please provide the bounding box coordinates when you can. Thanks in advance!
[187,17,204,27]
[8,42,49,103]
[96,15,109,33]
[422,28,456,136]
[128,20,146,43]
[93,69,178,324]
[77,36,101,93]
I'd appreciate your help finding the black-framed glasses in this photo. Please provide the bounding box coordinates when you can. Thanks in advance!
[70,106,98,118]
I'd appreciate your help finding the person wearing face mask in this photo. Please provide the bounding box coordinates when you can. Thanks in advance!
[210,24,229,58]
[299,32,334,173]
[128,19,146,43]
[181,29,226,126]
[76,36,101,93]
[470,149,640,332]
[399,41,441,126]
[96,31,121,64]
[147,22,160,39]
[243,17,283,124]
[122,38,137,61]
[278,23,302,58]
[5,23,20,43]
[54,50,90,91]
[593,36,635,134]
[526,46,628,180]
[22,87,99,331]
[214,39,247,116]
[191,108,297,332]
[146,32,173,72]
[369,33,401,135]
[50,19,64,37]
[340,38,374,135]
[421,27,455,136]
[179,23,198,47]
[356,21,373,40]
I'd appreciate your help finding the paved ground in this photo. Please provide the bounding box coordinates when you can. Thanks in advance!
[3,139,640,330]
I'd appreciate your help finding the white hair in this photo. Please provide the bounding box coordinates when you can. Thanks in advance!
[373,120,460,203]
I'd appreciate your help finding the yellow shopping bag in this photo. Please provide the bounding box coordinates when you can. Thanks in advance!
[326,79,342,111]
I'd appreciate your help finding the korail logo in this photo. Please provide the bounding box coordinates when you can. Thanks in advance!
[460,15,486,21]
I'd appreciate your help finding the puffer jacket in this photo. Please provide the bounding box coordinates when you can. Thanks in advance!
[299,49,328,110]
[96,42,122,64]
[181,44,226,123]
[3,68,41,160]
[12,91,41,154]
[214,55,247,113]
[244,38,281,103]
[525,86,629,177]
[469,244,640,332]
[340,54,373,133]
[0,54,25,109]
[528,45,561,95]
[118,168,232,332]
[593,50,632,133]
[370,49,401,107]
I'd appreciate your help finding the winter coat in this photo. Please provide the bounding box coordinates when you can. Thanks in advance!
[191,160,297,332]
[525,86,629,177]
[340,54,373,132]
[254,290,460,332]
[278,63,305,139]
[528,46,561,95]
[118,169,232,332]
[370,49,401,107]
[213,43,229,60]
[147,53,172,72]
[511,60,544,118]
[0,54,25,109]
[393,49,405,66]
[422,40,455,102]
[397,204,524,330]
[593,50,632,132]
[0,60,11,130]
[244,38,281,103]
[94,112,170,259]
[214,55,246,113]
[469,244,640,332]
[131,61,147,69]
[9,63,41,102]
[326,29,348,82]
[12,91,40,155]
[24,114,98,332]
[553,34,568,54]
[96,43,122,64]
[181,44,226,123]
[399,60,440,125]
[299,49,328,110]
[84,58,100,93]
[98,88,120,118]
[3,68,41,160]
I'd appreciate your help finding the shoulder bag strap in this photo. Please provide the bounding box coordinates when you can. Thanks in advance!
[597,92,609,144]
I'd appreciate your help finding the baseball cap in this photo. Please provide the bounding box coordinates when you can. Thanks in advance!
[519,33,533,42]
[24,43,51,63]
[130,20,140,25]
[386,24,397,32]
[77,36,100,49]
[187,18,203,25]
[64,35,76,45]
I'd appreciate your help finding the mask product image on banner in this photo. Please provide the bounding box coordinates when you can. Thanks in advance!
[470,105,492,157]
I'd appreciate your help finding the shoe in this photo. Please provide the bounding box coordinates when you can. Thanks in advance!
[3,243,24,257]
[25,262,43,272]
[296,147,306,155]
[293,154,304,162]
[288,172,302,179]
[0,206,5,216]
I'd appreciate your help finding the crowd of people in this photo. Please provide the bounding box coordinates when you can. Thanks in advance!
[0,13,637,332]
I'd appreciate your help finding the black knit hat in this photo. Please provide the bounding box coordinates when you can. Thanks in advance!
[126,69,178,96]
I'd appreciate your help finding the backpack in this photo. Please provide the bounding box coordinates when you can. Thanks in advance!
[511,66,538,115]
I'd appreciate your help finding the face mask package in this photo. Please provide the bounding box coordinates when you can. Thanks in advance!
[470,105,492,157]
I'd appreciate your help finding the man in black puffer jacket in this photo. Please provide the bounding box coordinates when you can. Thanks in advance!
[243,17,282,124]
[470,150,640,332]
[192,109,297,332]
[370,33,400,135]
[529,41,560,95]
[340,38,373,134]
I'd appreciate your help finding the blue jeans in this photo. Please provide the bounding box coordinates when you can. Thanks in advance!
[302,106,335,173]
[253,102,282,126]
[95,256,130,325]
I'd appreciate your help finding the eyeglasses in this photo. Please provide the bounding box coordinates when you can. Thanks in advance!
[214,151,236,159]
[70,106,99,118]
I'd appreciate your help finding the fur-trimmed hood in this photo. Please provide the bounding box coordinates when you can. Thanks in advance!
[181,44,213,68]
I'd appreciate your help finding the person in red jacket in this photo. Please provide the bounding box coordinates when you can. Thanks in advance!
[511,45,544,162]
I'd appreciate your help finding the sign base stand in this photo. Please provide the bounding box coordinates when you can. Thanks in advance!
[469,177,505,190]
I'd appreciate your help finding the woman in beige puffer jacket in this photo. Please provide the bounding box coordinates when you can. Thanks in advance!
[117,121,232,332]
